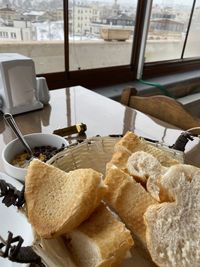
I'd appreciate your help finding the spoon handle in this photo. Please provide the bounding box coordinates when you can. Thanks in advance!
[3,113,33,157]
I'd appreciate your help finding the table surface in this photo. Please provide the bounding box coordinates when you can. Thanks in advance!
[1,86,200,267]
[0,86,200,170]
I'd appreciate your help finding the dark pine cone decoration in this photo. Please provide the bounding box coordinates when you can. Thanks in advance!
[0,179,25,208]
[0,232,45,266]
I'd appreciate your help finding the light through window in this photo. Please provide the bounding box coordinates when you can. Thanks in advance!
[145,0,192,62]
[184,0,200,58]
[0,1,64,74]
[69,0,138,70]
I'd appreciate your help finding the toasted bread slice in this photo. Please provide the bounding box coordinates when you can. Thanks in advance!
[25,159,106,238]
[66,203,134,267]
[144,164,200,267]
[104,166,157,247]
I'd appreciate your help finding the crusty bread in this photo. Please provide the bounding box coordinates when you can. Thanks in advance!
[127,150,164,183]
[25,159,106,238]
[106,150,131,173]
[127,151,167,201]
[33,236,77,267]
[144,164,200,267]
[66,203,134,267]
[104,166,157,247]
[114,131,180,167]
[107,131,180,201]
[158,164,200,202]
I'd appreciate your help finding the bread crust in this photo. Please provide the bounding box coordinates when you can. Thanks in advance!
[104,167,157,247]
[115,131,141,153]
[66,203,134,267]
[114,131,180,167]
[25,159,106,238]
[106,150,130,173]
[107,132,180,201]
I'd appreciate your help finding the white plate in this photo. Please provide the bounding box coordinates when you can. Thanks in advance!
[0,172,33,267]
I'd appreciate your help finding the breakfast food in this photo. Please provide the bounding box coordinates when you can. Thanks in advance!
[114,131,180,167]
[25,159,106,238]
[103,131,186,264]
[66,203,134,267]
[104,166,157,248]
[24,131,198,267]
[106,149,130,173]
[107,131,181,201]
[34,236,77,267]
[144,164,200,267]
[127,151,167,201]
[12,144,65,168]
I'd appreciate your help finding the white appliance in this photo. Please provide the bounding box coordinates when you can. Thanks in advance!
[0,53,49,115]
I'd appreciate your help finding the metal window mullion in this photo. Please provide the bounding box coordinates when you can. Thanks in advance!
[64,0,69,73]
[181,0,196,59]
[136,0,153,79]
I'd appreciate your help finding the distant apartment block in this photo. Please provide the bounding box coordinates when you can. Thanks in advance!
[0,5,17,25]
[0,20,34,41]
[70,4,99,36]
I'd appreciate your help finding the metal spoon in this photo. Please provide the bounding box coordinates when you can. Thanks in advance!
[3,113,35,161]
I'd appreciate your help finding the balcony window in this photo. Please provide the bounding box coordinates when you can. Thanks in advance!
[145,0,192,62]
[69,0,137,70]
[0,0,200,89]
[0,1,65,75]
[184,0,200,58]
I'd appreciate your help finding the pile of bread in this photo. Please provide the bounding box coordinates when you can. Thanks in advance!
[24,131,200,267]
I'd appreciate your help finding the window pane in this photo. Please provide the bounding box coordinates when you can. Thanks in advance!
[0,1,64,74]
[184,0,200,58]
[69,0,138,70]
[145,0,192,62]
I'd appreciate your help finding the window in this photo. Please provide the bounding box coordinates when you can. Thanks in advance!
[11,32,17,39]
[69,0,138,71]
[140,0,200,79]
[0,0,200,90]
[145,0,192,62]
[0,1,65,75]
[184,0,200,58]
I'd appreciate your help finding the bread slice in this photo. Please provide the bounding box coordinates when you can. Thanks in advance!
[127,150,164,183]
[66,203,134,267]
[127,151,167,201]
[107,131,180,201]
[25,159,106,238]
[114,131,180,167]
[33,236,77,267]
[106,150,131,173]
[104,166,157,247]
[144,164,200,267]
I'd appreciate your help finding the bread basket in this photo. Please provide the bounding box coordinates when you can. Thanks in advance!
[0,135,184,267]
[47,135,184,172]
[36,135,183,267]
[46,136,121,175]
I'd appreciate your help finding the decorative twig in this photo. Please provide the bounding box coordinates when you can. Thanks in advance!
[0,232,45,266]
[0,179,25,208]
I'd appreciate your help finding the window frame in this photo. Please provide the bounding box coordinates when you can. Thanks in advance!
[39,0,200,90]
